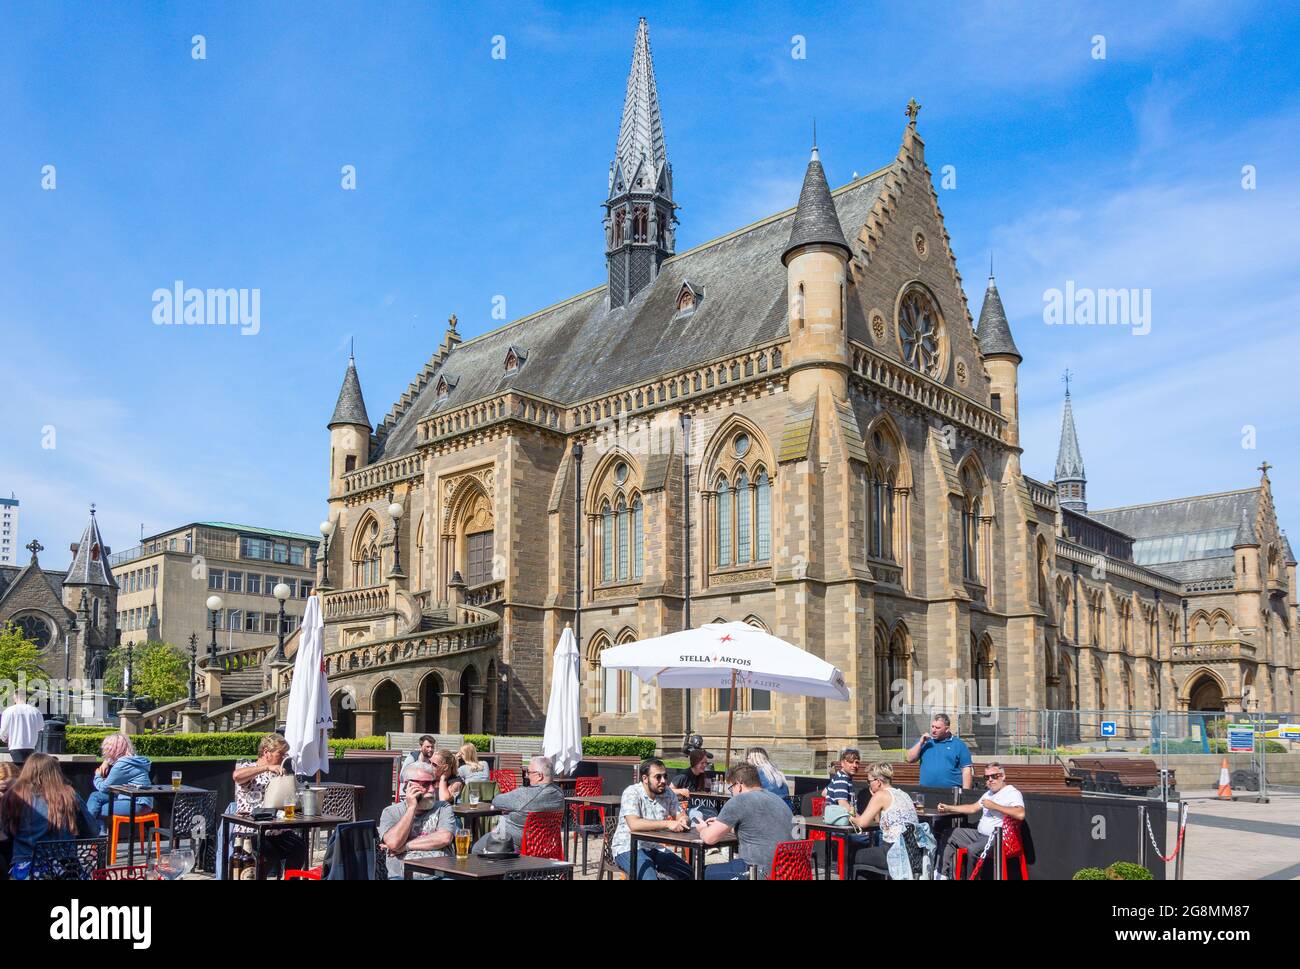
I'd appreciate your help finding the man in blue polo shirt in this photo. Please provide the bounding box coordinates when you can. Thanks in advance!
[906,713,973,789]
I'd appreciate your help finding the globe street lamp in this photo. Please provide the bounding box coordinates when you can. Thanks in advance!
[206,593,224,665]
[273,582,292,664]
[387,489,405,579]
[318,518,336,592]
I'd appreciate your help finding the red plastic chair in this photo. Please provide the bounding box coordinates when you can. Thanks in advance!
[569,777,605,874]
[956,818,1028,880]
[520,810,565,860]
[807,795,845,879]
[491,769,518,794]
[91,865,150,880]
[284,866,323,880]
[769,840,816,880]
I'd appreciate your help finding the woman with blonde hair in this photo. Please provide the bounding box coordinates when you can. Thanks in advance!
[1,753,97,879]
[847,762,918,876]
[432,748,465,802]
[85,733,153,831]
[457,743,489,783]
[231,733,305,876]
[744,747,793,809]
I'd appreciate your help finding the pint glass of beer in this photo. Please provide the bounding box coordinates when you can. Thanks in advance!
[171,771,183,791]
[455,829,471,858]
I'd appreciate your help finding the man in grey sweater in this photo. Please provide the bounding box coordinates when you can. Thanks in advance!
[471,754,566,854]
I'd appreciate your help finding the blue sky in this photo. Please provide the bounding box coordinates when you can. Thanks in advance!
[2,0,1298,558]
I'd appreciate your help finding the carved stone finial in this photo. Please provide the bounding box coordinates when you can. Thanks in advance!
[905,98,921,127]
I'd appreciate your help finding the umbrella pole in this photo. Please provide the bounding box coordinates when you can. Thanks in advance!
[724,669,736,772]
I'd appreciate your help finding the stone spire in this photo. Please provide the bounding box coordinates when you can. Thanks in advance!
[605,18,675,309]
[1055,386,1087,513]
[976,274,1021,361]
[65,505,116,589]
[1233,507,1259,548]
[329,354,371,430]
[782,143,850,265]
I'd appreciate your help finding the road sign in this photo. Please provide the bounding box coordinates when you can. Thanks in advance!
[1100,721,1117,737]
[1227,724,1255,753]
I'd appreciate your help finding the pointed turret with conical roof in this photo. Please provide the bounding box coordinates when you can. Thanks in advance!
[605,18,675,309]
[65,505,116,589]
[329,353,372,496]
[976,274,1021,362]
[1055,384,1087,513]
[782,144,851,265]
[329,354,370,430]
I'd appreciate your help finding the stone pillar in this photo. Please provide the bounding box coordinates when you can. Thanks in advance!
[469,687,486,734]
[354,708,376,738]
[441,692,463,734]
[181,706,205,733]
[204,668,224,712]
[118,705,142,735]
[400,701,420,734]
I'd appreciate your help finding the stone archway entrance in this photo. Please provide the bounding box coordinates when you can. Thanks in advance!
[420,673,443,733]
[372,681,403,736]
[1188,673,1225,712]
[331,692,356,739]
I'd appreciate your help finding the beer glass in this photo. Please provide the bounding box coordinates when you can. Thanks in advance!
[455,828,471,858]
[171,770,183,791]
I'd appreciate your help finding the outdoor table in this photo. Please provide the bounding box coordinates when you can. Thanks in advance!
[402,853,573,880]
[626,826,739,881]
[563,793,623,869]
[219,813,347,880]
[453,803,506,843]
[108,784,210,867]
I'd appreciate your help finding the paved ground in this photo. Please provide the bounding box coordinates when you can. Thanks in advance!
[1168,790,1300,880]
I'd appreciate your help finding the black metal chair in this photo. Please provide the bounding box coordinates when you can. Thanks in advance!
[31,837,109,880]
[850,823,931,881]
[157,790,218,873]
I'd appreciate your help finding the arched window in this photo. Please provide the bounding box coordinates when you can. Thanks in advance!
[590,455,645,587]
[590,633,638,716]
[706,427,774,574]
[707,617,772,713]
[602,502,614,583]
[960,464,982,581]
[1037,537,1050,607]
[716,477,732,568]
[874,623,891,715]
[353,516,381,587]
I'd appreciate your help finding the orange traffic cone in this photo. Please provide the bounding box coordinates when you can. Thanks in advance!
[1217,758,1232,799]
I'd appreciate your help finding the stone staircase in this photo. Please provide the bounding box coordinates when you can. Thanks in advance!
[219,667,267,705]
[420,609,455,632]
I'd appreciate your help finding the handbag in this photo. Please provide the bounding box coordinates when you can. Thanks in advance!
[823,802,854,826]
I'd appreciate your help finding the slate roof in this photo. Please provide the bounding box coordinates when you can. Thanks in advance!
[975,275,1020,361]
[373,168,890,461]
[1091,488,1261,580]
[329,357,371,429]
[65,511,117,589]
[0,561,69,609]
[782,147,851,264]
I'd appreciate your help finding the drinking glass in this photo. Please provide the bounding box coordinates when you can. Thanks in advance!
[469,791,481,806]
[912,792,925,810]
[454,828,472,859]
[171,770,182,791]
[158,847,195,881]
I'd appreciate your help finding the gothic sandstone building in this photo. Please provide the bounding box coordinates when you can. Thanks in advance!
[314,20,1298,752]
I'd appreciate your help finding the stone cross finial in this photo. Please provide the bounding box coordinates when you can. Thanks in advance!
[1062,369,1073,395]
[905,98,921,127]
[1258,461,1272,477]
[25,538,43,560]
[448,314,458,334]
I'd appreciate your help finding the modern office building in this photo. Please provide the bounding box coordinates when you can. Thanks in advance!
[110,522,319,650]
[0,494,18,565]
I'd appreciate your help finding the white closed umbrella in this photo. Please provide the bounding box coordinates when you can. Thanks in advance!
[600,621,849,766]
[543,624,584,776]
[284,595,333,778]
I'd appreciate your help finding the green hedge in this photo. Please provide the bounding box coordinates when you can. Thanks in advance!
[62,728,656,761]
[465,734,491,752]
[582,736,656,758]
[1072,861,1153,880]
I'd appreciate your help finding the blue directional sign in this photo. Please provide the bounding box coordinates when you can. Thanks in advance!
[1100,721,1117,737]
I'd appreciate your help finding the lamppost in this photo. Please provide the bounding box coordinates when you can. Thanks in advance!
[124,639,135,710]
[273,582,291,664]
[318,518,336,592]
[680,411,694,747]
[573,443,583,651]
[187,633,198,706]
[387,490,405,579]
[206,593,224,666]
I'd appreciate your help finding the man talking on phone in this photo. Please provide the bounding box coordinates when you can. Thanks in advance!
[906,713,973,789]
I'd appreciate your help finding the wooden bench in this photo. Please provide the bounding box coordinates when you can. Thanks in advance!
[1069,757,1173,796]
[491,737,544,757]
[385,732,464,753]
[863,762,1081,796]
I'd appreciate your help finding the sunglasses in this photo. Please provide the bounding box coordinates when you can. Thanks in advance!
[984,774,1004,781]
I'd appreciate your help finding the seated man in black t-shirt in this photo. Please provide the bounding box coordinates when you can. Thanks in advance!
[671,749,717,821]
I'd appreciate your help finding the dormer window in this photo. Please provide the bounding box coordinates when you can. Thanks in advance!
[435,374,458,402]
[504,346,528,375]
[675,280,704,319]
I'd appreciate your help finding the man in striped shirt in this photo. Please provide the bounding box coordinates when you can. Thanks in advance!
[824,748,861,811]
